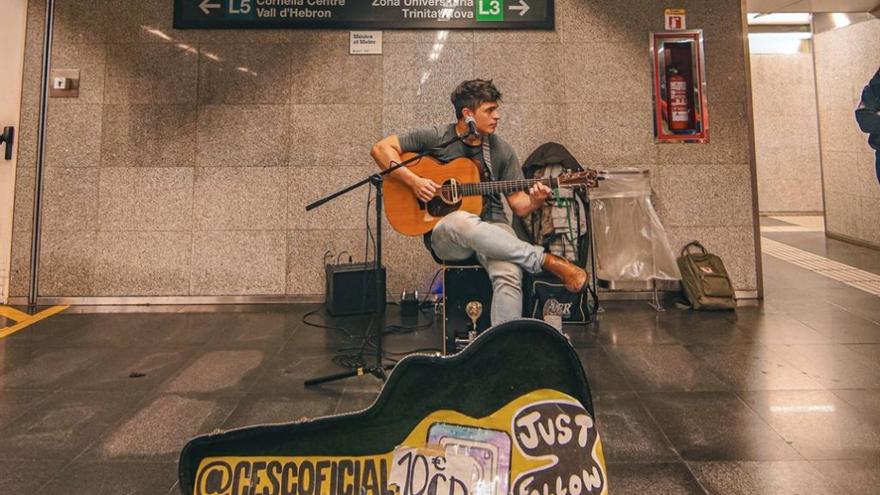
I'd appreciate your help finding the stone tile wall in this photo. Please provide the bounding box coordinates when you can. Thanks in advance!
[750,51,823,214]
[814,17,880,248]
[10,0,759,298]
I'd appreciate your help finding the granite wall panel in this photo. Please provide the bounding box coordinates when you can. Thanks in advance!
[288,104,382,167]
[38,230,96,296]
[104,43,198,104]
[288,166,375,231]
[194,167,288,231]
[814,17,880,248]
[44,103,103,168]
[472,43,565,103]
[98,167,194,232]
[382,43,475,105]
[199,44,291,105]
[197,105,289,168]
[382,103,454,137]
[501,103,570,162]
[654,163,754,227]
[291,43,383,105]
[750,52,823,213]
[565,101,657,167]
[101,104,198,168]
[41,167,99,231]
[12,167,34,234]
[9,0,760,297]
[9,233,31,297]
[191,231,287,296]
[92,231,192,296]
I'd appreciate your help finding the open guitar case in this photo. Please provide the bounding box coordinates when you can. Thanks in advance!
[178,319,607,495]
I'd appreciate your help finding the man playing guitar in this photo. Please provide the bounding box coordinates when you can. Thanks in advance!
[371,79,588,325]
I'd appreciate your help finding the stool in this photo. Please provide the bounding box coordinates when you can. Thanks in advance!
[425,237,492,353]
[441,264,493,354]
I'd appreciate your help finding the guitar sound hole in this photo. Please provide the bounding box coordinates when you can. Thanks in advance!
[426,196,461,218]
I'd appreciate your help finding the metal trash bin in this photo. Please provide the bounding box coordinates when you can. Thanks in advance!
[589,168,680,292]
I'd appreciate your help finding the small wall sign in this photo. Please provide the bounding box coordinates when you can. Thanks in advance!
[350,31,382,55]
[665,8,686,30]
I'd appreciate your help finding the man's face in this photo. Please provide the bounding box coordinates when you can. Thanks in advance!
[466,101,501,135]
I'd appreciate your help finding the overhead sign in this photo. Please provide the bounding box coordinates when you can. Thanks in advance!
[174,0,553,30]
[664,8,686,30]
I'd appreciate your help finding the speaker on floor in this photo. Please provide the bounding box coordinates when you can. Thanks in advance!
[325,262,386,316]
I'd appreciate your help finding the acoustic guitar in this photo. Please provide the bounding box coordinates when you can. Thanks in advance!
[384,153,600,236]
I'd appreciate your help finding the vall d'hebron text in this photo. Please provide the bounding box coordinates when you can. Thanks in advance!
[254,0,344,18]
[253,0,477,19]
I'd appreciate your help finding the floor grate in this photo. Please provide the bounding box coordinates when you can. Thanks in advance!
[761,237,880,297]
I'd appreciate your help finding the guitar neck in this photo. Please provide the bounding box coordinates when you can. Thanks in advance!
[455,177,559,197]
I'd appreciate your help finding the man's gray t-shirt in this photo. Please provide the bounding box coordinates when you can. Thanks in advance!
[398,124,522,224]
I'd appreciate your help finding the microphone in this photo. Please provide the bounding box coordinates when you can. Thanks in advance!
[464,116,479,137]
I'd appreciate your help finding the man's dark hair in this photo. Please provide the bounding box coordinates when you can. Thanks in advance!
[450,79,502,120]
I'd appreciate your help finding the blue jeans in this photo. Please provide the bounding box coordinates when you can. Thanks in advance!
[430,211,546,325]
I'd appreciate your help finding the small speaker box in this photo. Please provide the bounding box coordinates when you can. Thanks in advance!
[442,265,493,354]
[325,262,386,316]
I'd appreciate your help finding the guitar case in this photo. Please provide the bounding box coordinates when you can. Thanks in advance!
[178,319,608,495]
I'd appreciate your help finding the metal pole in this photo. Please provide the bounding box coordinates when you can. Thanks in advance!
[28,0,56,307]
[374,175,384,375]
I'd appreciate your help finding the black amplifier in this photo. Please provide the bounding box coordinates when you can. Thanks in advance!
[325,262,386,316]
[442,266,493,354]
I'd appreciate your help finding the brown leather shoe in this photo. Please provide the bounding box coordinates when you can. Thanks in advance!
[542,254,589,293]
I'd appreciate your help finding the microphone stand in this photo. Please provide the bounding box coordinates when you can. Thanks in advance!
[304,130,475,387]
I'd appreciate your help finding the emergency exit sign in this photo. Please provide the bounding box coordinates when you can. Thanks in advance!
[174,0,554,30]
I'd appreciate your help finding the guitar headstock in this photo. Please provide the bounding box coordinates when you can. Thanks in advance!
[557,168,600,189]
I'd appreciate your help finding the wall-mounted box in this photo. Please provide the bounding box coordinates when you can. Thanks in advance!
[49,69,80,98]
[650,30,709,143]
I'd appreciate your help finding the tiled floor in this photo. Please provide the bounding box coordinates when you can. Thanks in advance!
[1,218,879,494]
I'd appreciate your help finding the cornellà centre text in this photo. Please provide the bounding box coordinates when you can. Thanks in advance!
[255,0,346,6]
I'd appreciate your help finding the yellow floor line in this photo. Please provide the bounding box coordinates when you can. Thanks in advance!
[761,237,880,297]
[0,305,32,322]
[0,305,69,339]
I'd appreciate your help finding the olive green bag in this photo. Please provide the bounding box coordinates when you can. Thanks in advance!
[677,241,736,310]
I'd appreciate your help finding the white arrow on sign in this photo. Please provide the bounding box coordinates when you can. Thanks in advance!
[509,0,530,16]
[199,0,221,15]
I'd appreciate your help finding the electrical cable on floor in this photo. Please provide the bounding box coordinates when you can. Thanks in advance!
[328,309,440,369]
[306,182,449,373]
[301,306,356,339]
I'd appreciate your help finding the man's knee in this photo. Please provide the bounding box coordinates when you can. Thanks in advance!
[434,211,479,243]
[436,210,477,232]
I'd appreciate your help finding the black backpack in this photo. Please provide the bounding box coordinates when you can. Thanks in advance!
[516,143,598,322]
[516,142,591,266]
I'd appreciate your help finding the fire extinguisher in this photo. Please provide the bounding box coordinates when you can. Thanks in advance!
[666,67,691,131]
